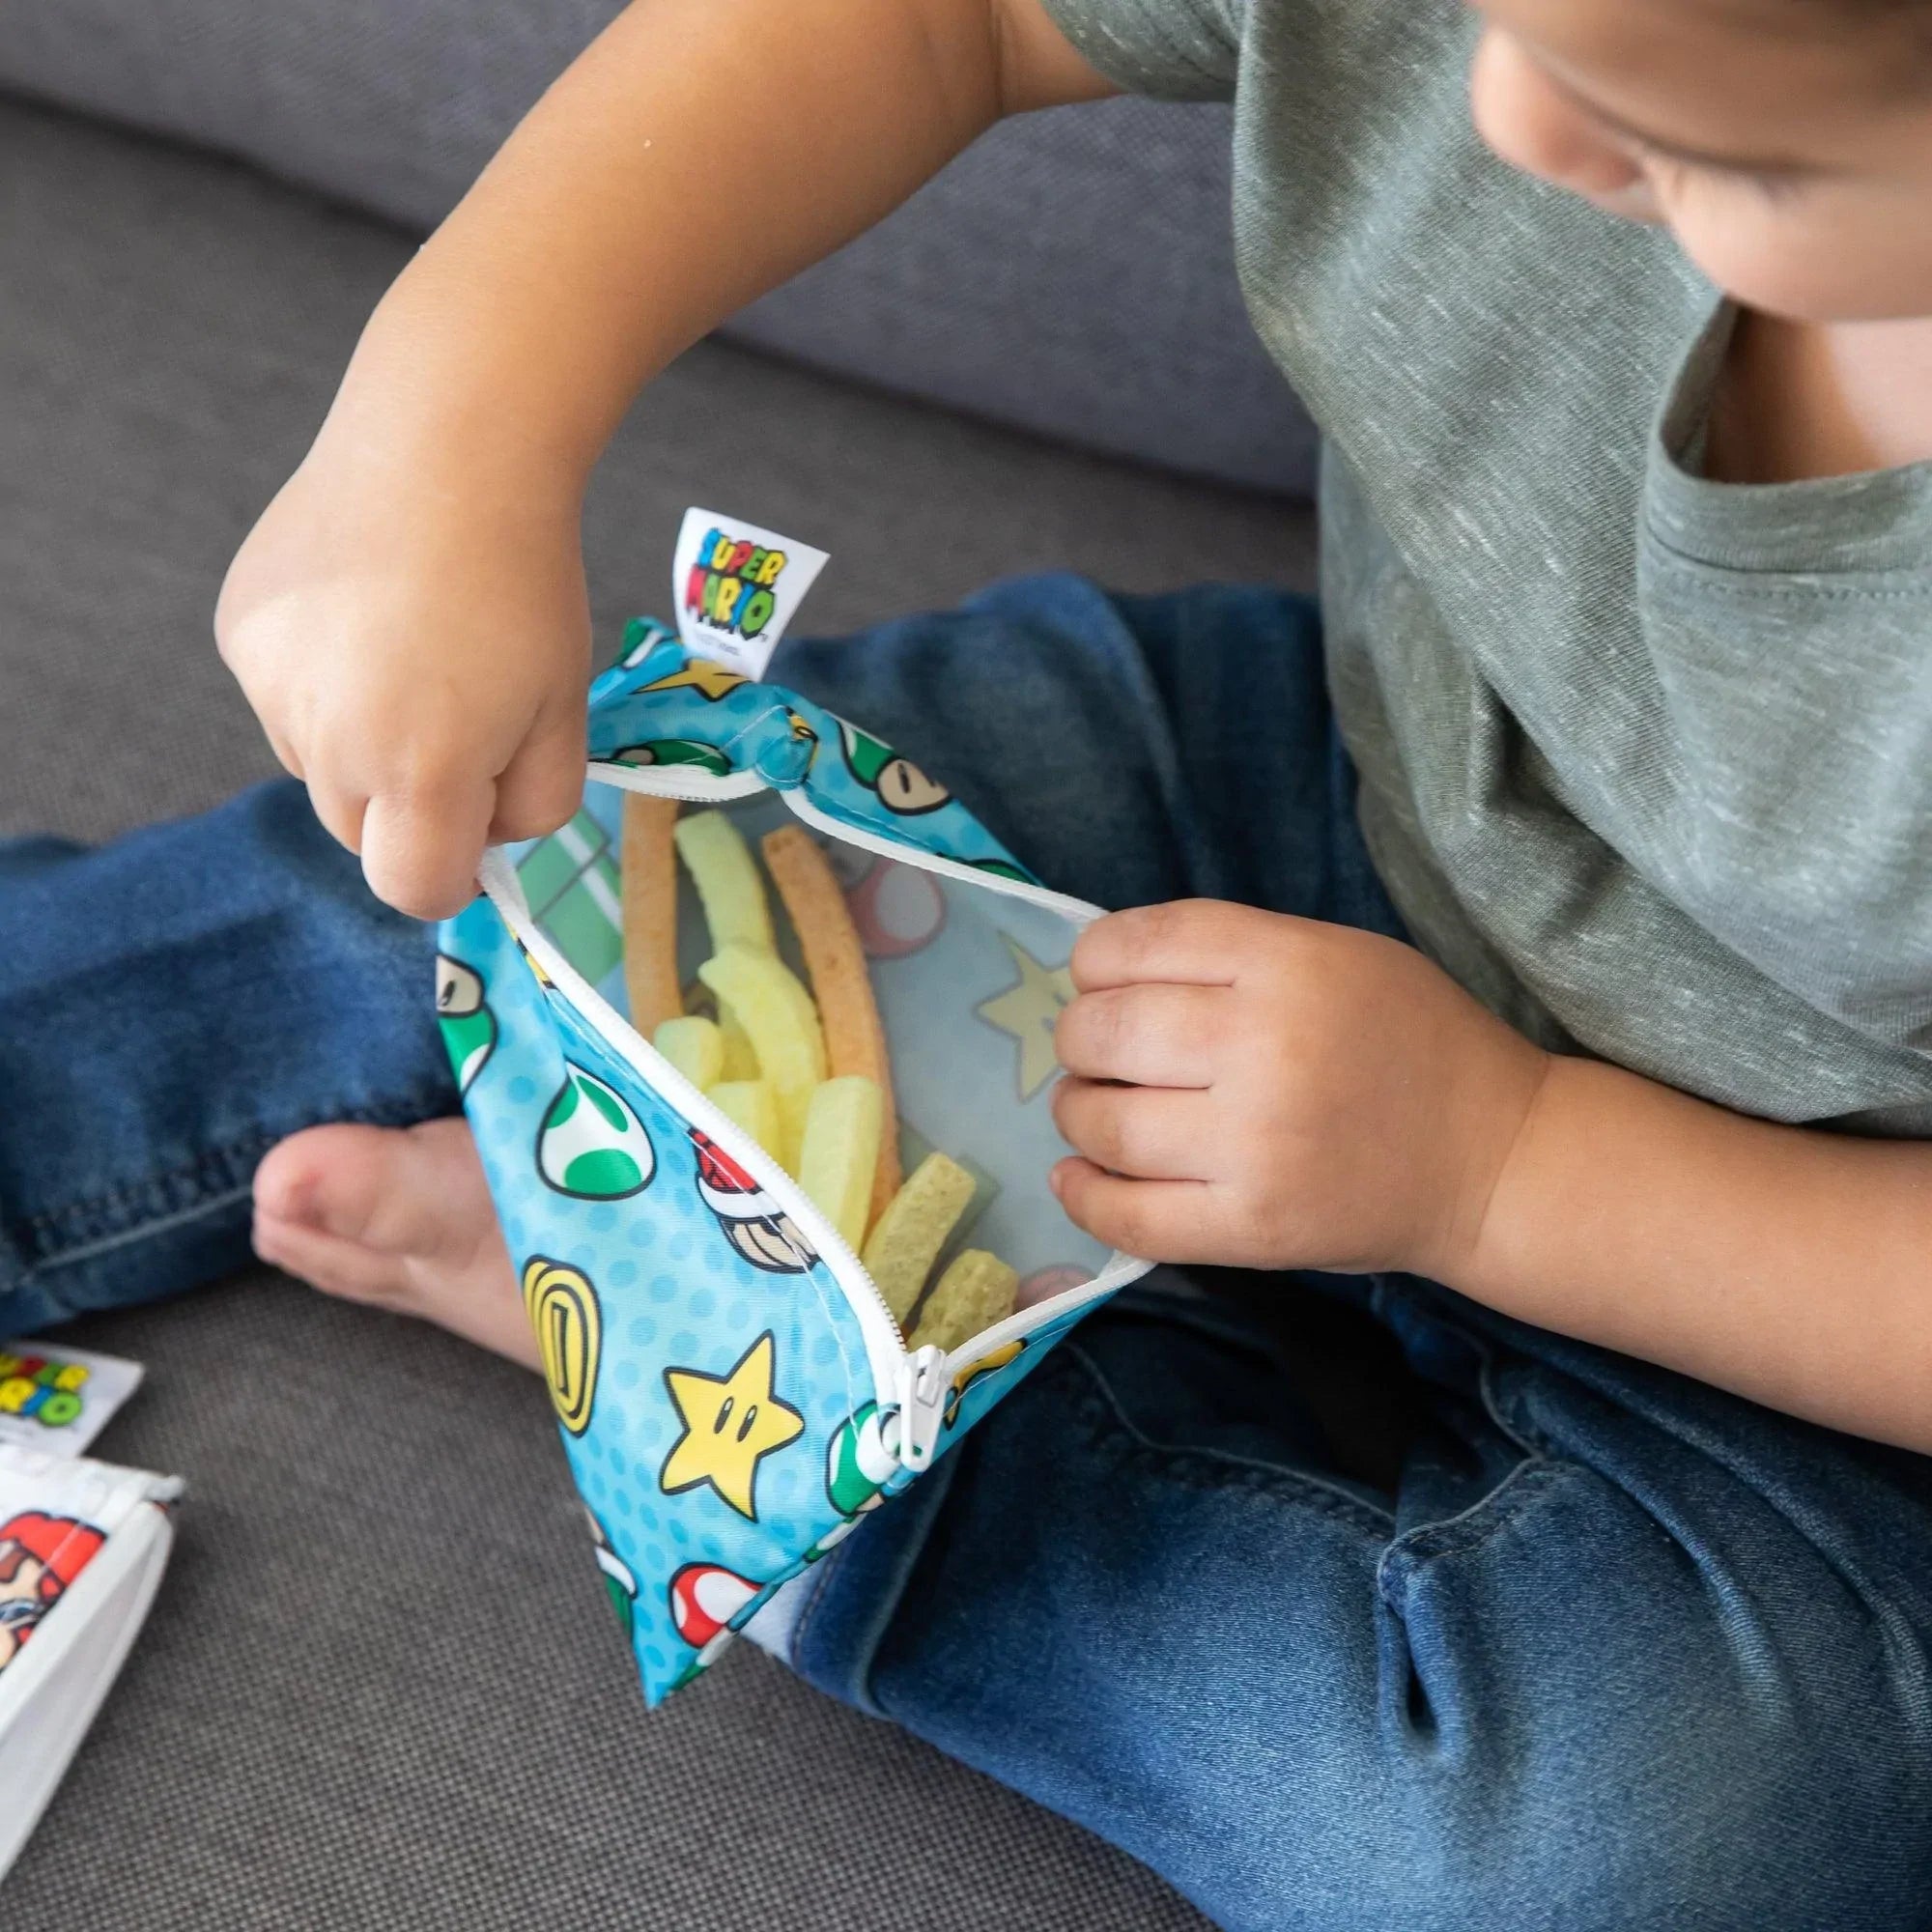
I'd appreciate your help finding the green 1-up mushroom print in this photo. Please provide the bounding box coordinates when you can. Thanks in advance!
[435,953,497,1094]
[838,721,952,815]
[609,738,733,778]
[536,1065,657,1200]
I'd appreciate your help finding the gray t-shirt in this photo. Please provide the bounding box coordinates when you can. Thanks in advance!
[1040,0,1932,1131]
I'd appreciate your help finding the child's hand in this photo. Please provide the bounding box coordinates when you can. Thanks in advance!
[1050,901,1549,1278]
[215,434,592,920]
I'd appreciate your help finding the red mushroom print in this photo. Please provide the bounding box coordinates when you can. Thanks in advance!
[846,859,948,960]
[668,1561,765,1662]
[690,1129,818,1274]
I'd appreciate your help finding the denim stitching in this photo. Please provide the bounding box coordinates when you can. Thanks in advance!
[1375,1456,1566,1612]
[1057,1341,1397,1535]
[18,1083,454,1240]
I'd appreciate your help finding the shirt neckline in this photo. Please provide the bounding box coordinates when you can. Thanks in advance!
[1646,297,1932,577]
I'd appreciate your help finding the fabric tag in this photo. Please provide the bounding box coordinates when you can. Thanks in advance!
[671,507,829,679]
[0,1344,144,1459]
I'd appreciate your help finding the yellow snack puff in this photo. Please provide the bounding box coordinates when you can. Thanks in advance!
[796,1076,883,1252]
[910,1250,1019,1355]
[715,1001,762,1081]
[862,1151,977,1325]
[673,810,776,954]
[708,1079,781,1153]
[697,943,827,1168]
[653,1014,724,1091]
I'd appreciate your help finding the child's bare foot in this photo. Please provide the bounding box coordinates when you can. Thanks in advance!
[252,1119,539,1371]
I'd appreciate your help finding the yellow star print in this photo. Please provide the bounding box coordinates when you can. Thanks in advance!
[642,662,747,702]
[976,935,1074,1101]
[659,1332,805,1520]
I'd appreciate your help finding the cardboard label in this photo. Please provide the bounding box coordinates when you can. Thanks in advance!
[671,508,828,679]
[0,1344,143,1458]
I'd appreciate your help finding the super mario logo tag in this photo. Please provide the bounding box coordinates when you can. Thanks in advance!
[684,527,790,641]
[0,1350,91,1432]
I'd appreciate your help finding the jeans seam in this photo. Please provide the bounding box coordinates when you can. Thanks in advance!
[1057,1339,1398,1536]
[20,1182,259,1326]
[1375,1455,1566,1608]
[23,1138,272,1233]
[17,1083,454,1242]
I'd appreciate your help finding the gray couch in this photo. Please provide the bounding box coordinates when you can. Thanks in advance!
[0,25,1317,1927]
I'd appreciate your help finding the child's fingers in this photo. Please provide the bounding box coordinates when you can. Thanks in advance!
[359,778,496,920]
[262,724,306,781]
[1054,983,1223,1087]
[305,781,369,856]
[1049,1159,1207,1260]
[1071,899,1260,992]
[1051,1077,1215,1180]
[489,705,588,844]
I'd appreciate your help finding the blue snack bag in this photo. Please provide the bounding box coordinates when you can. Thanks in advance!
[438,530,1149,1704]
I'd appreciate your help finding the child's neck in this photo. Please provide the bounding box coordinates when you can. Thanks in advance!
[1707,309,1932,485]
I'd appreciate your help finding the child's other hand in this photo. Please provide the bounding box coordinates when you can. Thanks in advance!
[215,435,591,920]
[1050,901,1549,1279]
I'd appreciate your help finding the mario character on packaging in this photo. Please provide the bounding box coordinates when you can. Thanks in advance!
[0,1512,106,1673]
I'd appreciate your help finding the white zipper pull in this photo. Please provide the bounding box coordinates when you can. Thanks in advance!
[895,1346,950,1473]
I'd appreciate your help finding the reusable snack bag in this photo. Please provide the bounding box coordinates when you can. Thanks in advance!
[440,575,1149,1704]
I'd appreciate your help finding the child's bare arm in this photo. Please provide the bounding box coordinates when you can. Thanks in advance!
[215,0,1112,919]
[1052,902,1932,1455]
[1461,1051,1932,1453]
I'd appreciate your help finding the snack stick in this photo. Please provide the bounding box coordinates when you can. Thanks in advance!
[697,943,827,1170]
[654,1015,724,1091]
[909,1250,1019,1356]
[796,1077,884,1252]
[620,795,683,1036]
[716,1002,762,1081]
[760,825,901,1220]
[674,810,776,954]
[708,1079,781,1152]
[862,1151,977,1325]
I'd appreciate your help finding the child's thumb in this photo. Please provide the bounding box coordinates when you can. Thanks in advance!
[491,708,587,845]
[360,776,496,923]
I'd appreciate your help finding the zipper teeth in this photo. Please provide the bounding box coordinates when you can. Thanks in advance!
[936,1252,1151,1377]
[780,791,1105,927]
[590,758,1106,927]
[588,762,767,805]
[494,760,1135,1397]
[476,851,912,1401]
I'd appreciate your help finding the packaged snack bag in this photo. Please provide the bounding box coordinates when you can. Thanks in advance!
[439,519,1148,1703]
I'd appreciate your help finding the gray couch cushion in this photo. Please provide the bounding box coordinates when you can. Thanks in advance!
[0,99,1313,1925]
[0,1,1316,495]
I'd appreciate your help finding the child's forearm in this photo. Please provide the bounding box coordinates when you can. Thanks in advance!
[1463,1055,1932,1450]
[322,0,1110,486]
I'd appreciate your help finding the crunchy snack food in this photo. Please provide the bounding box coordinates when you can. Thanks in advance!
[619,794,684,1036]
[796,1075,884,1252]
[715,1002,762,1081]
[673,810,776,954]
[697,942,827,1170]
[708,1078,781,1151]
[653,1014,724,1091]
[862,1151,977,1325]
[910,1249,1019,1355]
[761,825,901,1220]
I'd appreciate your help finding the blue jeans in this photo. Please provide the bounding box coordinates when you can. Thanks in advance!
[4,578,1930,1929]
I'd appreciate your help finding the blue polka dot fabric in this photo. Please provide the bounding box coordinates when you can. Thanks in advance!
[437,629,1148,1705]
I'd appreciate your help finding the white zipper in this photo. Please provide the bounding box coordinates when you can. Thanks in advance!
[588,758,1105,928]
[494,762,1154,1463]
[478,847,911,1401]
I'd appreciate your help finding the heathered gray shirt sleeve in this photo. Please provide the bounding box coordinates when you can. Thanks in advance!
[1037,0,1243,98]
[1040,0,1932,1133]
